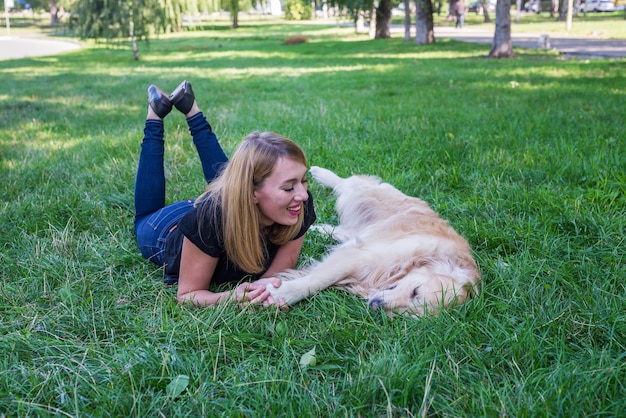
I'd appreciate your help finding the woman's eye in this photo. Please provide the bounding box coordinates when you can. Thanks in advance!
[283,187,294,192]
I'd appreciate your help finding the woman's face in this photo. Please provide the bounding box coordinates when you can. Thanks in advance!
[254,157,309,227]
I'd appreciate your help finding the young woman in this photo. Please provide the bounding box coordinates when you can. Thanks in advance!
[134,80,316,308]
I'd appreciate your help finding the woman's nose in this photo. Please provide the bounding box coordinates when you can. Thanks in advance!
[295,184,308,201]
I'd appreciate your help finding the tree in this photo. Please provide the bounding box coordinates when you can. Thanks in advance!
[224,0,252,29]
[326,0,400,40]
[557,0,567,21]
[338,0,372,34]
[403,0,411,40]
[488,0,514,57]
[74,0,176,60]
[480,0,492,22]
[415,0,435,44]
[227,0,240,28]
[374,0,392,38]
[22,0,57,26]
[446,0,454,19]
[50,0,58,26]
[466,0,492,22]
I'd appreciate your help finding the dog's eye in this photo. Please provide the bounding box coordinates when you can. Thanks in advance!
[411,286,421,298]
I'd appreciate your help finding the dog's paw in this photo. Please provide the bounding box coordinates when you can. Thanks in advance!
[265,278,310,305]
[266,282,281,296]
[266,282,294,305]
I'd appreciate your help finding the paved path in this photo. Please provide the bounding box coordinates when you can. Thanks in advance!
[431,27,626,58]
[0,36,81,60]
[1,27,625,60]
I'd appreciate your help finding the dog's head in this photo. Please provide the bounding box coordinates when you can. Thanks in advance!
[367,270,477,317]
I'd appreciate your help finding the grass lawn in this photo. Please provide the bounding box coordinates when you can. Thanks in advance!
[0,17,625,417]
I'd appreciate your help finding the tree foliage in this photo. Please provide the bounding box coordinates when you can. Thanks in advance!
[325,0,372,27]
[73,0,168,40]
[285,0,313,20]
[72,0,222,59]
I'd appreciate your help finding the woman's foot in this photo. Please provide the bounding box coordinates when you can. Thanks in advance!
[170,80,195,115]
[148,85,173,119]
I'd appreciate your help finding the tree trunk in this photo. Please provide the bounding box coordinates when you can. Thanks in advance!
[489,0,514,58]
[230,0,239,28]
[550,0,558,17]
[414,0,435,44]
[369,6,376,38]
[130,18,138,61]
[566,0,573,29]
[447,0,456,20]
[557,0,567,21]
[356,10,366,33]
[50,0,58,26]
[481,0,492,23]
[403,0,411,41]
[375,0,392,38]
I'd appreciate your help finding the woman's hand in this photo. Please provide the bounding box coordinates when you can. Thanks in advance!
[234,282,267,306]
[238,278,288,310]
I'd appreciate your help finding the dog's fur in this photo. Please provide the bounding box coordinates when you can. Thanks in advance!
[266,166,481,318]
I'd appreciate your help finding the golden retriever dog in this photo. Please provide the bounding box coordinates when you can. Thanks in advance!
[266,166,481,318]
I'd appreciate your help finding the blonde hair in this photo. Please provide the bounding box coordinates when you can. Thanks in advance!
[195,131,308,273]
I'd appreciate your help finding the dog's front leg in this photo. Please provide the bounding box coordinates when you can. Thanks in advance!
[266,244,363,305]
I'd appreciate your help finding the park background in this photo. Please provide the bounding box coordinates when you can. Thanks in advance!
[1,2,625,416]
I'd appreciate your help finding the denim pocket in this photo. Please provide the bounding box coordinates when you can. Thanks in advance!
[146,200,194,231]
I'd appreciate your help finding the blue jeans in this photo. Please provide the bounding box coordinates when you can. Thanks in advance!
[134,113,228,266]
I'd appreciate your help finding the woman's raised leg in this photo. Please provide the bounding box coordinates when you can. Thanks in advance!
[134,119,166,223]
[188,112,228,183]
[171,80,229,184]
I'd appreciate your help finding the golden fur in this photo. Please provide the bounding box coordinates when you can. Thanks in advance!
[267,166,481,318]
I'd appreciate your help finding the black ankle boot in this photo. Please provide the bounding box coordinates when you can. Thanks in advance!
[170,80,195,114]
[148,85,173,119]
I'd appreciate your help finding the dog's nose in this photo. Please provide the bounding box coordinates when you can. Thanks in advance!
[368,297,385,310]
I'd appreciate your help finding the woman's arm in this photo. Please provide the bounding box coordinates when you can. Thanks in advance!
[250,234,306,309]
[177,237,271,307]
[262,234,306,278]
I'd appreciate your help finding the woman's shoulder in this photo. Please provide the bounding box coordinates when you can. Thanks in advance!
[179,195,225,257]
[180,194,222,231]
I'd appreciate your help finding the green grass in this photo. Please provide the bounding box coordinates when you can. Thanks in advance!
[1,19,625,417]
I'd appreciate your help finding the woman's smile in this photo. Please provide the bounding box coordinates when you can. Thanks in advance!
[254,157,309,227]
